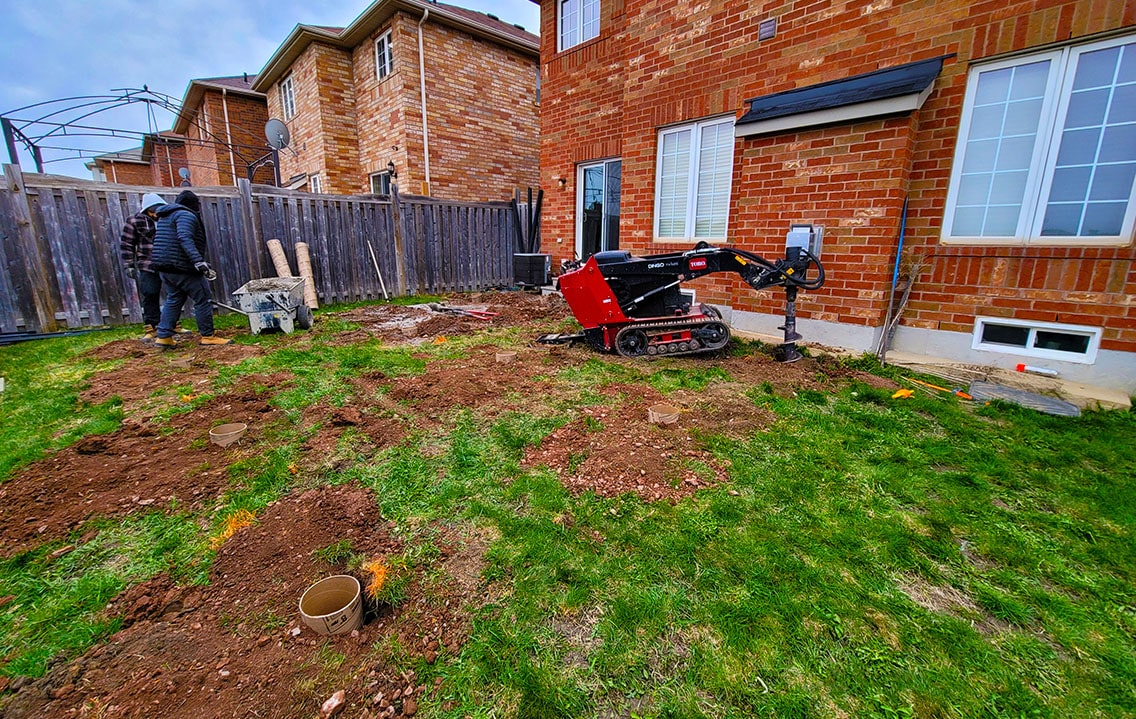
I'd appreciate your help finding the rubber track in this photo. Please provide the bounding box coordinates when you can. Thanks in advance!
[615,317,730,358]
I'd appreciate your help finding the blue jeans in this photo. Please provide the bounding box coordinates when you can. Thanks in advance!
[158,272,214,338]
[137,270,163,328]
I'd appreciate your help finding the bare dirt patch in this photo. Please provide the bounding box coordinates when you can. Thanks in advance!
[0,374,287,557]
[330,291,571,345]
[2,484,490,719]
[522,385,730,503]
[79,339,266,414]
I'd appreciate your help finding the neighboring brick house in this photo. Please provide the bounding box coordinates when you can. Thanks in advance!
[86,132,189,187]
[171,75,275,187]
[535,0,1136,392]
[251,0,540,201]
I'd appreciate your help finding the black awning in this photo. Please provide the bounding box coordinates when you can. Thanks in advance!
[735,55,949,136]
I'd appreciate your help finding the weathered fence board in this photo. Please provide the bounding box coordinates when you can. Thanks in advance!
[0,168,520,335]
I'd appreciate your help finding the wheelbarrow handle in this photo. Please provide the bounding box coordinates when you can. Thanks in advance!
[212,300,248,316]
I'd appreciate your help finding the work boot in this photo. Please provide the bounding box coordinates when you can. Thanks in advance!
[199,335,231,346]
[154,336,176,350]
[174,322,192,334]
[141,324,156,340]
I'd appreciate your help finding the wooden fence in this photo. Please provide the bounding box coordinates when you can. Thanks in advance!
[0,164,523,334]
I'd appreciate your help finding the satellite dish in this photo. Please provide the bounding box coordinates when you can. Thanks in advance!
[265,119,290,150]
[178,167,190,180]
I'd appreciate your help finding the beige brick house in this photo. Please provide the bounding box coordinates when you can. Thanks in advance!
[252,0,540,201]
[171,75,275,187]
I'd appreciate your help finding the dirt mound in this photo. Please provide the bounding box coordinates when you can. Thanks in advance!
[2,485,489,719]
[384,345,573,419]
[523,386,730,503]
[0,375,287,557]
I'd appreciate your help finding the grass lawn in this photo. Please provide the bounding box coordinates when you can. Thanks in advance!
[0,302,1133,718]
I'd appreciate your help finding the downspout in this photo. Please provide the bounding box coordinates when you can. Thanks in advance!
[221,88,238,186]
[418,7,432,194]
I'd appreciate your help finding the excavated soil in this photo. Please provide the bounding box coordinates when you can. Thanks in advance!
[2,485,490,719]
[0,290,897,717]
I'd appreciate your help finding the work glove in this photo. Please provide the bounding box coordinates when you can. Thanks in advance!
[125,267,137,279]
[195,262,218,281]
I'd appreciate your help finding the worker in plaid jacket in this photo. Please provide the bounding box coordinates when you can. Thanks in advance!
[119,193,187,339]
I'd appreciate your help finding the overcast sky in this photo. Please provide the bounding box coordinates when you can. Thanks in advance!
[0,0,541,179]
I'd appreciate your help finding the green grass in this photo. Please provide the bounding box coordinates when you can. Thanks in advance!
[1,301,1134,719]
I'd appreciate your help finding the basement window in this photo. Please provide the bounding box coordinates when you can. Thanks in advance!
[971,316,1101,363]
[309,174,322,194]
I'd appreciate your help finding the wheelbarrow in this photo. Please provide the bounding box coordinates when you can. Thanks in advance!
[213,277,313,335]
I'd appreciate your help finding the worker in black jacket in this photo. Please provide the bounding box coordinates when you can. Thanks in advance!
[151,190,230,347]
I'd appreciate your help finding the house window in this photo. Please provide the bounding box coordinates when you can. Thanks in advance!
[972,316,1102,364]
[943,34,1136,246]
[654,116,734,241]
[280,75,296,120]
[309,174,322,194]
[576,159,620,258]
[375,31,393,80]
[370,171,392,195]
[559,0,599,51]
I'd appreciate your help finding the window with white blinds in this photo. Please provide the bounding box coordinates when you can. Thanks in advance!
[654,117,734,241]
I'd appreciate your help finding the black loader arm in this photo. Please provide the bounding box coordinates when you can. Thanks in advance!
[609,241,824,314]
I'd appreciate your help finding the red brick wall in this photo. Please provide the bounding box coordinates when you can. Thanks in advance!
[99,161,152,186]
[148,141,188,187]
[538,0,1136,353]
[185,109,222,187]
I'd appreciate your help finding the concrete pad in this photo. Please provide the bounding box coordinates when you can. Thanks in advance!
[884,350,1131,412]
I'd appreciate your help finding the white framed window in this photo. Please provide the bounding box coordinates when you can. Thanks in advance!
[280,75,296,120]
[972,315,1102,364]
[375,31,393,80]
[558,0,599,52]
[309,174,322,194]
[370,171,391,195]
[654,116,735,241]
[943,34,1136,246]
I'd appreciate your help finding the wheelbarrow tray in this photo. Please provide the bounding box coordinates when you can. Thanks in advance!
[220,278,311,335]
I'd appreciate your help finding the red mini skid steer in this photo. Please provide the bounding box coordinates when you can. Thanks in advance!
[539,242,825,362]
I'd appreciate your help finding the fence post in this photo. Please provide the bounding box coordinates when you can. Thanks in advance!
[2,164,57,332]
[389,183,408,296]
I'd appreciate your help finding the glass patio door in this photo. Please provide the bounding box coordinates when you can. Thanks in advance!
[577,159,621,259]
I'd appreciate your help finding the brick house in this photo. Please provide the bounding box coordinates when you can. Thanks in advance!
[86,132,189,187]
[251,0,540,201]
[171,75,275,187]
[535,0,1136,393]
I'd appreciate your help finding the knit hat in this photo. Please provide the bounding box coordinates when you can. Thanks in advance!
[175,190,201,213]
[141,193,165,211]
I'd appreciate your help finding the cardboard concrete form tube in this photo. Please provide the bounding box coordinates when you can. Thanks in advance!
[295,242,319,310]
[266,239,295,278]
